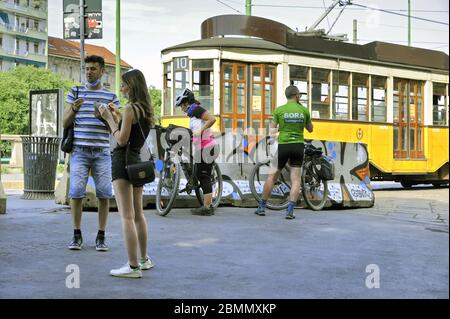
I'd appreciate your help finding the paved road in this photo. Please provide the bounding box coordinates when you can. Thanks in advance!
[0,187,448,299]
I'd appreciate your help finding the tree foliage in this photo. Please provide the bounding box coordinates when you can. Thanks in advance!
[149,85,162,125]
[0,66,76,135]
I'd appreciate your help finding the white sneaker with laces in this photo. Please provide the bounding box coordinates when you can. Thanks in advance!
[139,256,155,270]
[110,264,142,278]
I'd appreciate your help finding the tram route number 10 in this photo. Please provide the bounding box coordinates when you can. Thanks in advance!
[174,56,189,71]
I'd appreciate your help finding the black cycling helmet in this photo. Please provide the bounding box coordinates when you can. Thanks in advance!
[175,88,195,107]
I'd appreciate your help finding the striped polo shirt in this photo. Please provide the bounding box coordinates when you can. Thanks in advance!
[66,85,120,148]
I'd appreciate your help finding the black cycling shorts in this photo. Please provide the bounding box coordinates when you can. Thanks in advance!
[276,143,304,170]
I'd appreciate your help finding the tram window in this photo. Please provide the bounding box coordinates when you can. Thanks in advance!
[237,83,245,114]
[433,83,447,126]
[224,82,233,113]
[237,119,245,131]
[352,73,369,121]
[193,59,214,112]
[290,65,309,107]
[265,68,274,82]
[252,119,261,130]
[174,70,189,115]
[252,83,262,114]
[311,68,330,119]
[223,118,233,130]
[224,65,233,81]
[163,62,172,116]
[265,84,274,114]
[371,76,387,122]
[332,71,350,120]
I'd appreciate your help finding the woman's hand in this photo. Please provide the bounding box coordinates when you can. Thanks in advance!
[108,103,121,123]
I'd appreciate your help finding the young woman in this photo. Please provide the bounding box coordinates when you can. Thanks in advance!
[175,88,218,216]
[98,69,155,278]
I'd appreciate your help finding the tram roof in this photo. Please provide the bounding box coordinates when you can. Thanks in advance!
[162,35,449,74]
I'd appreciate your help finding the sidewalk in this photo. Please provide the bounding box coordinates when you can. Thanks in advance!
[0,173,63,190]
[0,187,448,298]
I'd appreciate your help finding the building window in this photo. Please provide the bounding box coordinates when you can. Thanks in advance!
[352,73,369,121]
[311,68,330,119]
[173,57,189,116]
[332,70,350,120]
[192,59,213,112]
[26,41,29,52]
[290,65,309,107]
[433,83,448,126]
[0,36,3,47]
[34,43,38,53]
[163,62,172,116]
[34,20,39,30]
[51,64,58,73]
[371,75,387,122]
[15,39,20,53]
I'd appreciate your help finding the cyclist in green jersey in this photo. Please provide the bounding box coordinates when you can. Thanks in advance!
[255,85,314,219]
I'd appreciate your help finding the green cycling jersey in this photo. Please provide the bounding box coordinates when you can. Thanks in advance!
[272,101,311,144]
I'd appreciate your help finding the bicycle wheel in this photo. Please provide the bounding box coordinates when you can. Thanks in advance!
[249,160,291,210]
[301,161,328,211]
[194,162,223,208]
[156,158,181,216]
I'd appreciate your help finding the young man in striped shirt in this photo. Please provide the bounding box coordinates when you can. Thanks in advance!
[63,55,120,251]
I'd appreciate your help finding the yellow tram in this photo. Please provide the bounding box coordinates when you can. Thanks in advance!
[160,15,449,187]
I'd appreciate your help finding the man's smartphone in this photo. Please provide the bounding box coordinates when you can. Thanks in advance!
[93,101,106,119]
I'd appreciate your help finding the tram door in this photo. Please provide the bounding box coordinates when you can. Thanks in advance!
[393,79,425,159]
[221,62,276,133]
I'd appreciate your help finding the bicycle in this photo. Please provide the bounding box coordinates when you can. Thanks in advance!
[249,141,330,211]
[155,125,223,216]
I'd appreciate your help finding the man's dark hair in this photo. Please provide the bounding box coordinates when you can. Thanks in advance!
[85,55,105,68]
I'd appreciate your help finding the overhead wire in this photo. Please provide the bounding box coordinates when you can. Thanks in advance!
[215,0,243,14]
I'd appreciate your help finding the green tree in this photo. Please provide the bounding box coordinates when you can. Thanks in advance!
[0,65,76,135]
[149,85,162,125]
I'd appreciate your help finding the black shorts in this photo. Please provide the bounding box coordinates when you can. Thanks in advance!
[276,143,304,170]
[111,147,144,187]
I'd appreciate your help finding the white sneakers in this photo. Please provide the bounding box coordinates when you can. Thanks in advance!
[110,256,155,278]
[110,264,142,278]
[139,256,155,270]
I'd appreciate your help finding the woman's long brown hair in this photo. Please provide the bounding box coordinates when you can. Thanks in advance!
[122,69,155,128]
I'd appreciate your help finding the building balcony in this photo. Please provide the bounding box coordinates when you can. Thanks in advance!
[0,1,47,20]
[0,23,47,41]
[0,47,47,64]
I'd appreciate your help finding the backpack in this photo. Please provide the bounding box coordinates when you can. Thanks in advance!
[318,155,335,181]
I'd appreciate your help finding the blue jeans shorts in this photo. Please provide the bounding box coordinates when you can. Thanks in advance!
[69,146,113,199]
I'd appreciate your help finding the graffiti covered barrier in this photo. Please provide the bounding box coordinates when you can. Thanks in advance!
[55,129,374,209]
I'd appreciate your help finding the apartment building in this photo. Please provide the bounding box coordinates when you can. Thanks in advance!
[0,0,48,71]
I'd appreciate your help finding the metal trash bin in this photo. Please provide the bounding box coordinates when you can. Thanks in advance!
[21,136,61,200]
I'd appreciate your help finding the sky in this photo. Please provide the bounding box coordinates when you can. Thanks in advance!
[48,0,449,89]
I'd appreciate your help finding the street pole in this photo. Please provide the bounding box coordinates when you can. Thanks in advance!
[115,0,121,97]
[353,19,357,44]
[79,0,85,83]
[246,0,251,16]
[408,0,411,46]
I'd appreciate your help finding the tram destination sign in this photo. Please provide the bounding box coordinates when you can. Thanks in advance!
[174,57,189,71]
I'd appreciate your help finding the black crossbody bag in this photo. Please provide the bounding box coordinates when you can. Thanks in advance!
[125,105,155,185]
[61,86,79,153]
